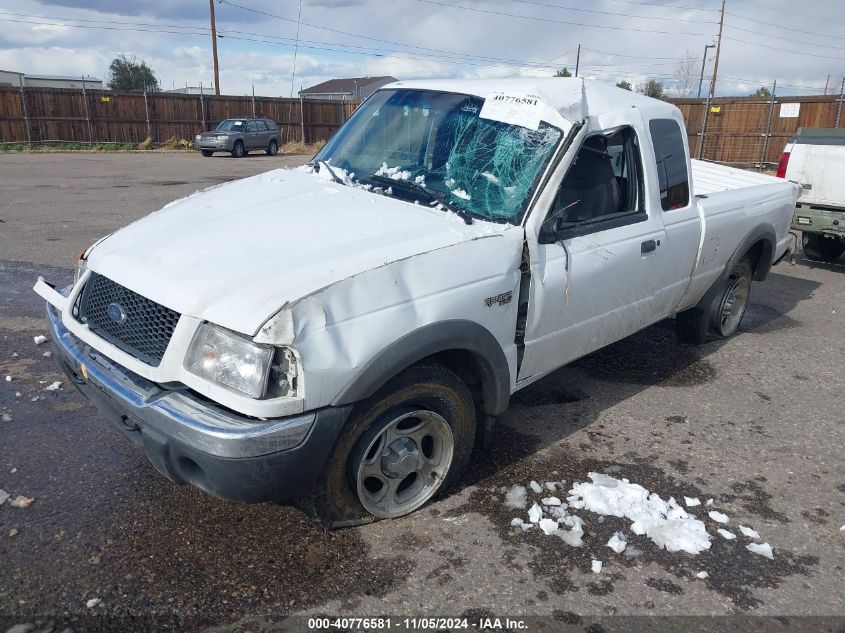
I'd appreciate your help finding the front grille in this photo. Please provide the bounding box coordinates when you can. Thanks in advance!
[78,273,180,366]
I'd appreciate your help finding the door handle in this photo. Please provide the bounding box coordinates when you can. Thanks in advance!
[641,239,657,254]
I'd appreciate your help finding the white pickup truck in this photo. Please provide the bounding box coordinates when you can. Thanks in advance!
[778,127,845,262]
[35,78,800,527]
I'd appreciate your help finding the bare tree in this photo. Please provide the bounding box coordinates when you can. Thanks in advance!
[671,50,698,98]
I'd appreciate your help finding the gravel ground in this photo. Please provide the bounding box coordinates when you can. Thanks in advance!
[0,153,843,632]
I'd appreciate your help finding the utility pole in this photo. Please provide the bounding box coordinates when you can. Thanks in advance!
[708,0,726,100]
[697,44,715,99]
[824,74,830,95]
[575,44,581,77]
[209,0,220,95]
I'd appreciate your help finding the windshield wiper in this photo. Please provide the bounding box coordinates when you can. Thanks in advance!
[308,159,346,186]
[366,173,473,225]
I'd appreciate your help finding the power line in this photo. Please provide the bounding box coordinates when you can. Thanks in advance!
[726,10,845,42]
[722,35,845,62]
[725,22,845,51]
[590,0,720,12]
[731,0,845,27]
[217,0,572,69]
[496,0,717,24]
[408,0,715,35]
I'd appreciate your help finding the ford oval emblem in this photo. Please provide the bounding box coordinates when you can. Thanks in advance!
[107,302,127,324]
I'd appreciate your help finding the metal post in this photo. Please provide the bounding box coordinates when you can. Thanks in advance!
[697,44,715,99]
[143,89,152,141]
[697,96,710,160]
[758,80,776,172]
[836,76,845,128]
[300,94,305,144]
[19,82,31,147]
[575,43,581,77]
[199,81,206,132]
[252,84,256,118]
[81,76,93,145]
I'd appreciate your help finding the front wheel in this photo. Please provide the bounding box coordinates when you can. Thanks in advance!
[676,258,752,344]
[231,141,245,158]
[309,364,476,528]
[200,149,213,157]
[803,233,844,262]
[266,139,278,156]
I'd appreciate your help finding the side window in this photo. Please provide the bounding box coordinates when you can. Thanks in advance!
[551,127,644,227]
[245,121,258,132]
[255,120,268,131]
[264,119,277,130]
[649,118,689,211]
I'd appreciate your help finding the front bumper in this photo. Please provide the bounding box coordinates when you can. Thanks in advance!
[46,303,351,503]
[195,137,234,151]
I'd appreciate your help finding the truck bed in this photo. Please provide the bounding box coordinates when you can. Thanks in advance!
[691,159,783,196]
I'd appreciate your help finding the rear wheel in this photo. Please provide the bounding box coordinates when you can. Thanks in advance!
[231,141,245,158]
[266,139,278,156]
[802,233,844,262]
[200,149,213,157]
[676,258,753,344]
[308,364,476,528]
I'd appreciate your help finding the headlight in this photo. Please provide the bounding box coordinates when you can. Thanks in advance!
[185,323,274,398]
[195,135,201,141]
[216,135,228,141]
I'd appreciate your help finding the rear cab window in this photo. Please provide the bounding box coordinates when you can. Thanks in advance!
[649,118,690,211]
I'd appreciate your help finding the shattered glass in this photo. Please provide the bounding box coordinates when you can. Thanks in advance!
[314,89,562,224]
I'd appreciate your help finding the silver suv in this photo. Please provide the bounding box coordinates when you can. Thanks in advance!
[195,117,280,158]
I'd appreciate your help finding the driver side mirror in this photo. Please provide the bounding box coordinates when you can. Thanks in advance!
[538,215,562,245]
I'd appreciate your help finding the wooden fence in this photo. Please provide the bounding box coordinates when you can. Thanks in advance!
[673,93,844,167]
[1,86,843,168]
[0,86,358,146]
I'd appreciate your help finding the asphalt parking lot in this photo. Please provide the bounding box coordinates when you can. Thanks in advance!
[0,152,843,632]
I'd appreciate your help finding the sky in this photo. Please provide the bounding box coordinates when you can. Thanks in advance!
[0,0,843,98]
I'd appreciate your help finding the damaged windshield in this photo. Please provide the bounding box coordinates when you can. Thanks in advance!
[313,89,562,224]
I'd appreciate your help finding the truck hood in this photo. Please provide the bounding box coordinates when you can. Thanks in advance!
[86,167,507,335]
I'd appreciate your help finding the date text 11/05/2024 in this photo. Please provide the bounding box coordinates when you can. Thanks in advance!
[307,616,528,630]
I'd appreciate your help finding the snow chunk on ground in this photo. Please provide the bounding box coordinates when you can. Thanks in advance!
[504,485,528,510]
[33,335,48,345]
[0,489,8,506]
[568,472,711,554]
[706,499,714,506]
[44,381,62,391]
[539,518,559,535]
[607,531,627,554]
[708,511,729,524]
[717,528,736,540]
[591,560,603,574]
[739,525,760,539]
[1,413,11,423]
[510,517,524,527]
[9,495,33,508]
[528,502,543,524]
[529,481,543,494]
[746,542,774,559]
[684,497,701,507]
[696,571,709,579]
[542,496,562,506]
[544,482,558,491]
[86,598,102,608]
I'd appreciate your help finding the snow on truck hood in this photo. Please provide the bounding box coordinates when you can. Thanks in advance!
[85,167,508,335]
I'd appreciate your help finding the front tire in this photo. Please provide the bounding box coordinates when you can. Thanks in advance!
[309,364,476,528]
[266,139,278,156]
[231,141,245,158]
[676,258,752,344]
[200,149,213,157]
[803,233,844,262]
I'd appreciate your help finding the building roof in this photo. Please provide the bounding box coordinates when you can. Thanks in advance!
[384,77,680,128]
[24,74,102,81]
[300,76,397,95]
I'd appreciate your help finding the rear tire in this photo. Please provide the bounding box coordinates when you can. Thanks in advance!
[266,139,278,156]
[307,364,476,528]
[802,233,844,263]
[676,258,753,344]
[200,149,213,157]
[231,141,245,158]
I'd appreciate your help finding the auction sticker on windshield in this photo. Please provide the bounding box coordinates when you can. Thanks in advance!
[479,91,544,131]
